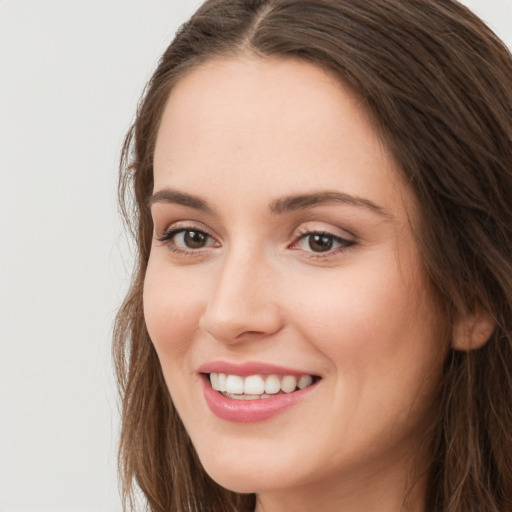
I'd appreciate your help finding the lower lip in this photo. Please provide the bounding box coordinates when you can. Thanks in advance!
[201,376,318,423]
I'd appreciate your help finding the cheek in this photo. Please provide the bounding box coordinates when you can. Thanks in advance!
[143,258,207,361]
[290,267,444,451]
[286,255,442,380]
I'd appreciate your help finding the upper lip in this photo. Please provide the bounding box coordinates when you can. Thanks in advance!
[197,360,319,377]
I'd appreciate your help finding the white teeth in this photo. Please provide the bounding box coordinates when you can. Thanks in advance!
[264,374,281,394]
[209,372,315,397]
[217,372,227,392]
[244,375,265,395]
[280,375,298,393]
[298,375,313,390]
[210,372,220,390]
[210,372,227,392]
[225,374,244,394]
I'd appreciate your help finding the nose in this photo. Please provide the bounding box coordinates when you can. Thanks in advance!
[199,248,283,344]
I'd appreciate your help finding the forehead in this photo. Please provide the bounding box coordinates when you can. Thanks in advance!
[153,55,408,215]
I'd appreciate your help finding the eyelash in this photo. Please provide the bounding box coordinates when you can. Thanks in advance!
[156,225,217,256]
[291,227,354,259]
[155,224,354,260]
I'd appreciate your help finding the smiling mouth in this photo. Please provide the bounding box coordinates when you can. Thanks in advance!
[207,372,320,400]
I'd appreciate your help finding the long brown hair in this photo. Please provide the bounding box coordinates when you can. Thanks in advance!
[114,1,512,510]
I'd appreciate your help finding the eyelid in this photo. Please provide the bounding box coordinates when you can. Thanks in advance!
[292,222,355,242]
[156,220,215,240]
[288,223,356,258]
[156,227,213,244]
[155,221,220,253]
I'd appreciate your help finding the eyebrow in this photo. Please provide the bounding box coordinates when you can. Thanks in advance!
[147,188,214,213]
[269,191,392,218]
[148,187,391,219]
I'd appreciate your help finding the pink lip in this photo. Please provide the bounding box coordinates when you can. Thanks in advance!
[198,361,320,423]
[198,360,314,377]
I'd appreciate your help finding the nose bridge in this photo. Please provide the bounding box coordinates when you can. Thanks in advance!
[201,242,282,343]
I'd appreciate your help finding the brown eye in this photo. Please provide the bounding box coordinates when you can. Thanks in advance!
[157,227,217,253]
[183,230,208,249]
[308,234,335,252]
[293,230,353,257]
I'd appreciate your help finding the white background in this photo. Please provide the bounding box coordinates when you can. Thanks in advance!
[0,1,511,511]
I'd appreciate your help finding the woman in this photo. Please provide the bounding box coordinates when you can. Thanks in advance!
[113,1,512,511]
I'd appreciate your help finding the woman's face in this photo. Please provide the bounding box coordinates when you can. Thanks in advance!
[145,56,446,504]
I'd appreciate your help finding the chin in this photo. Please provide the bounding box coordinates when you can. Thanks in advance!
[208,472,261,494]
[196,445,294,494]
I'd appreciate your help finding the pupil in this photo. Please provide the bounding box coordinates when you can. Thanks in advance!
[309,234,333,252]
[184,230,206,248]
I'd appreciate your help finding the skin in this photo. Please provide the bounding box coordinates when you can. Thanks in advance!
[144,56,448,512]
